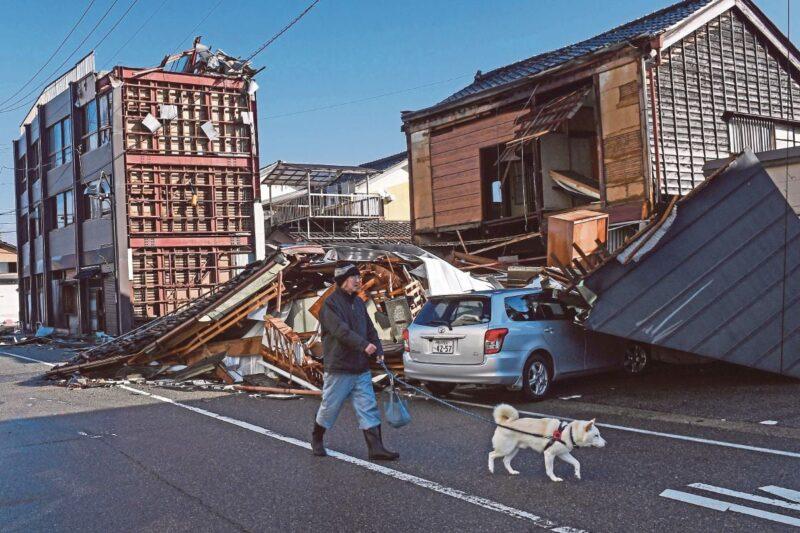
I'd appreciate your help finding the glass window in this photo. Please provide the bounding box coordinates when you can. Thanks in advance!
[45,118,71,168]
[83,100,99,151]
[415,297,491,327]
[775,124,800,149]
[505,294,567,321]
[53,190,75,229]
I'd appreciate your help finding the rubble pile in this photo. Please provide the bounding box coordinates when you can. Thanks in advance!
[46,243,492,390]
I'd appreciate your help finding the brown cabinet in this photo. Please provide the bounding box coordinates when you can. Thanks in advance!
[546,210,608,268]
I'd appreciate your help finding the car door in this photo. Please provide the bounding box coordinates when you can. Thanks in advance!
[505,293,585,375]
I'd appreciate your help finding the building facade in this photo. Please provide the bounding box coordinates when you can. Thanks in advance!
[401,0,800,260]
[13,46,262,336]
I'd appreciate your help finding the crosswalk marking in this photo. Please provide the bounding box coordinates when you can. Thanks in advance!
[761,485,800,504]
[689,483,800,512]
[660,489,800,527]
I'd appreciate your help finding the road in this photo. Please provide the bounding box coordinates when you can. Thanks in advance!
[1,345,799,532]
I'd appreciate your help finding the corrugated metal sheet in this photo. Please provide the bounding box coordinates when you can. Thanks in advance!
[21,52,96,131]
[583,151,800,377]
[437,0,714,107]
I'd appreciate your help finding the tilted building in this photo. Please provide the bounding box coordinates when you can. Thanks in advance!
[13,44,263,335]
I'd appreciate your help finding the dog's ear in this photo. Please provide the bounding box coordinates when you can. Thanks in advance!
[584,419,595,431]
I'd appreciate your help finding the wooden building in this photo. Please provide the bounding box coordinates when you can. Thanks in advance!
[401,0,800,258]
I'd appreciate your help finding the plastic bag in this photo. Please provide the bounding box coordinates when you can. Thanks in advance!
[384,381,411,428]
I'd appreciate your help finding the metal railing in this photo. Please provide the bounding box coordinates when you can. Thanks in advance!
[268,192,384,226]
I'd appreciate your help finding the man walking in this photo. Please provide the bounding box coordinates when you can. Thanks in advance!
[311,264,400,461]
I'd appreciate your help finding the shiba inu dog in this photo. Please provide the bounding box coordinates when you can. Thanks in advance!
[488,404,606,481]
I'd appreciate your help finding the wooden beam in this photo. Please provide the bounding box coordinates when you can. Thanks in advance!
[471,231,541,255]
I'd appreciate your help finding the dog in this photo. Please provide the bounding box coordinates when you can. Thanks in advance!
[487,404,606,482]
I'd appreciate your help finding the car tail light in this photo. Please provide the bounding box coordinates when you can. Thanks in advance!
[402,328,410,352]
[484,328,508,355]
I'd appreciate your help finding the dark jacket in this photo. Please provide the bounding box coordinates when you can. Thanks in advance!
[319,287,383,374]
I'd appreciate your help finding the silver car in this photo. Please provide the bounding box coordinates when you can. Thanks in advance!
[402,288,635,400]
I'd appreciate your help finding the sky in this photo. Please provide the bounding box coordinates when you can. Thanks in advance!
[0,0,798,237]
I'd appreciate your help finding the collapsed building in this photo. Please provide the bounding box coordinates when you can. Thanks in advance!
[45,244,492,387]
[401,0,800,268]
[556,151,799,378]
[12,41,263,336]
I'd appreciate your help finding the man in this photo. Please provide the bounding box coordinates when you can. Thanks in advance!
[311,264,400,461]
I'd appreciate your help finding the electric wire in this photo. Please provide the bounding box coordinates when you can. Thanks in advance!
[243,0,320,62]
[0,0,123,114]
[0,0,97,108]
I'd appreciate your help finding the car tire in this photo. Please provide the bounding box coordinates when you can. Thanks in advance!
[623,343,650,375]
[521,353,552,402]
[425,382,457,397]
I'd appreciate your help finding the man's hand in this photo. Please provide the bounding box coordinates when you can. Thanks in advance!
[365,343,377,356]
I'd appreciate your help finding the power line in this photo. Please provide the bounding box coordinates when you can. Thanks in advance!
[91,0,141,51]
[244,0,321,62]
[0,0,122,114]
[103,0,170,68]
[0,0,97,108]
[264,74,471,119]
[170,0,224,57]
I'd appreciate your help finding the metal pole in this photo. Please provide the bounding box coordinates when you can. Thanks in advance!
[306,171,311,240]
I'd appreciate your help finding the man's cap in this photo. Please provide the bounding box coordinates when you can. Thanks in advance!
[334,264,360,285]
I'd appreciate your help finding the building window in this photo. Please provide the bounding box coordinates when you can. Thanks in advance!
[726,113,800,153]
[83,179,112,219]
[81,92,112,152]
[51,190,75,229]
[31,205,43,238]
[7,262,17,274]
[46,117,72,169]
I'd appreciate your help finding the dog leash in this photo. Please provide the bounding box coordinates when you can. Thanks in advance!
[379,360,565,444]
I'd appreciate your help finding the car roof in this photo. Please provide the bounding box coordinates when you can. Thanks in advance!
[430,288,541,300]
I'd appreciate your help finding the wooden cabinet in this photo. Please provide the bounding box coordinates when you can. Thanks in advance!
[546,209,608,267]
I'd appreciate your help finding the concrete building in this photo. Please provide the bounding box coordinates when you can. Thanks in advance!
[13,45,262,336]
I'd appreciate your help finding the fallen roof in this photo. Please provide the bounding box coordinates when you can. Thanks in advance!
[582,151,800,377]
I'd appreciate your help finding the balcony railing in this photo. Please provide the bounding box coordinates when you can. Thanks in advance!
[267,192,384,226]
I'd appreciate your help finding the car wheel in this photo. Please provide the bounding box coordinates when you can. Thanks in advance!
[623,343,650,375]
[521,354,552,402]
[425,382,457,396]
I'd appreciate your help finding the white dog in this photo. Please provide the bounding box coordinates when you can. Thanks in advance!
[488,404,606,482]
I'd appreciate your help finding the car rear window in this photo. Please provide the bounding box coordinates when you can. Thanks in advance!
[415,297,491,327]
[505,294,567,321]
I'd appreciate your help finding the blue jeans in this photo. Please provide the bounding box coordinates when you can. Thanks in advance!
[315,371,382,430]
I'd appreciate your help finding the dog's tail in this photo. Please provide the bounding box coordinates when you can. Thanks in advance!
[493,403,519,425]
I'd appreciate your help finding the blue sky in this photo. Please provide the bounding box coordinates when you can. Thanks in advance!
[0,0,797,235]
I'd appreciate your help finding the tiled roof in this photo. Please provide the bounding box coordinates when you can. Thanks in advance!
[437,0,715,107]
[360,151,408,172]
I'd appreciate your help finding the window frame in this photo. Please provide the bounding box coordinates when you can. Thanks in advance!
[45,117,72,169]
[52,189,75,229]
[81,92,112,153]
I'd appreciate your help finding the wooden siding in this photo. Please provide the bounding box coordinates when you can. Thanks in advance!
[598,61,647,205]
[648,8,800,196]
[428,108,523,228]
[409,130,434,231]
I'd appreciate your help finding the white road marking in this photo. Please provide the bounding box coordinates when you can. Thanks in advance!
[761,486,800,504]
[0,351,585,530]
[118,385,583,532]
[0,350,57,367]
[448,400,800,459]
[689,483,800,512]
[660,489,800,527]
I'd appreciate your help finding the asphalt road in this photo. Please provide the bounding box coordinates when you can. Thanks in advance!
[1,345,799,532]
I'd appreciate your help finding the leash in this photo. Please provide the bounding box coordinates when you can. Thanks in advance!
[380,361,566,444]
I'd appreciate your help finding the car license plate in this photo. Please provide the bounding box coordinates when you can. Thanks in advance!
[431,339,455,354]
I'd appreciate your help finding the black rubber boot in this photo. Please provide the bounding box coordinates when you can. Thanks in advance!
[311,423,327,457]
[363,424,399,461]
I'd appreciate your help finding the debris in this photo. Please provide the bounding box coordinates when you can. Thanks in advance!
[560,395,582,400]
[159,104,178,120]
[200,120,219,141]
[234,384,321,396]
[141,113,161,133]
[44,243,491,392]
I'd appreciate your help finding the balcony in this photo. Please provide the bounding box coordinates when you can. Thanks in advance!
[268,191,384,226]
